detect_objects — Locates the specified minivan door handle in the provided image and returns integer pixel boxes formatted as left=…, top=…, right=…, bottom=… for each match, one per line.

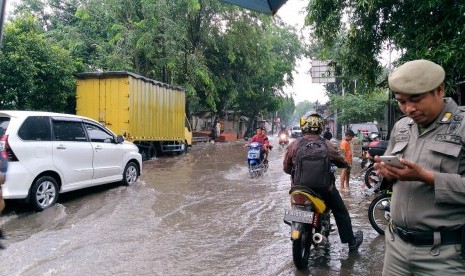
left=56, top=145, right=66, bottom=150
left=95, top=145, right=103, bottom=151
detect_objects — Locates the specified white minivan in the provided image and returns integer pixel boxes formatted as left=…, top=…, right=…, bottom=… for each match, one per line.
left=0, top=111, right=142, bottom=211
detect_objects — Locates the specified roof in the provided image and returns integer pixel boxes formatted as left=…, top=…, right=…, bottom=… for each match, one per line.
left=75, top=71, right=185, bottom=91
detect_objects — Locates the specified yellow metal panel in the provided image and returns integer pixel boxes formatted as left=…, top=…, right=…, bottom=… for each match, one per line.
left=76, top=78, right=101, bottom=120
left=102, top=77, right=130, bottom=136
left=76, top=72, right=188, bottom=143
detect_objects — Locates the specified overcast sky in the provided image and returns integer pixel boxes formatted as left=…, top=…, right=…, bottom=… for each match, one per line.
left=276, top=0, right=329, bottom=104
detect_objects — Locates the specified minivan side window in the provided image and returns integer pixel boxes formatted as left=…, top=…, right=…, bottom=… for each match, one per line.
left=18, top=116, right=52, bottom=141
left=53, top=121, right=87, bottom=142
left=85, top=123, right=114, bottom=143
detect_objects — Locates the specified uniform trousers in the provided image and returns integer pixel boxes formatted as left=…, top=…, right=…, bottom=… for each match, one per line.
left=383, top=227, right=465, bottom=275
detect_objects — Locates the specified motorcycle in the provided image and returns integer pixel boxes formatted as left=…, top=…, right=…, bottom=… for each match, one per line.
left=283, top=185, right=332, bottom=270
left=360, top=140, right=388, bottom=190
left=278, top=132, right=289, bottom=149
left=247, top=142, right=268, bottom=178
left=368, top=183, right=393, bottom=235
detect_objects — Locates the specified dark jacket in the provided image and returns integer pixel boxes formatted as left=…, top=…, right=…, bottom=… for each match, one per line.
left=283, top=133, right=347, bottom=184
left=323, top=130, right=333, bottom=140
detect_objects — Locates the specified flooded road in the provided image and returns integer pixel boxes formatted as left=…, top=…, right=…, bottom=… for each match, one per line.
left=0, top=137, right=385, bottom=275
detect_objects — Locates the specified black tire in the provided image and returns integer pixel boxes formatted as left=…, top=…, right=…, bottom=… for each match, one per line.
left=292, top=226, right=312, bottom=270
left=368, top=193, right=391, bottom=235
left=364, top=166, right=378, bottom=189
left=148, top=142, right=157, bottom=159
left=122, top=161, right=139, bottom=186
left=29, top=176, right=59, bottom=211
left=249, top=164, right=258, bottom=178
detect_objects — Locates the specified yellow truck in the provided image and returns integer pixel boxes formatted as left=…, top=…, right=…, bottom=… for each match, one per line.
left=76, top=71, right=192, bottom=159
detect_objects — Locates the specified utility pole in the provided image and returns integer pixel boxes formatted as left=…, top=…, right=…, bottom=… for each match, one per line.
left=0, top=0, right=6, bottom=47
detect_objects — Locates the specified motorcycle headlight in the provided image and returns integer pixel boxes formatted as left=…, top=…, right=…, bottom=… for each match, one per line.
left=280, top=134, right=286, bottom=139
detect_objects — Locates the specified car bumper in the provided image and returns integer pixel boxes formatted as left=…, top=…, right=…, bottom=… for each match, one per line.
left=1, top=162, right=34, bottom=199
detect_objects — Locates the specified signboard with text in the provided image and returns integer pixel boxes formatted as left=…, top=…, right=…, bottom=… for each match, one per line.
left=310, top=60, right=336, bottom=84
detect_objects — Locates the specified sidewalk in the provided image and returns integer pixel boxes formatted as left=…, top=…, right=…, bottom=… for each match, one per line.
left=192, top=131, right=239, bottom=143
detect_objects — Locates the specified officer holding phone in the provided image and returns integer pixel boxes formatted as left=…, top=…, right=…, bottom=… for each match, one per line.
left=374, top=59, right=465, bottom=274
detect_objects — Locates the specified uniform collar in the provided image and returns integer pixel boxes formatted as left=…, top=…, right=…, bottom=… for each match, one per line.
left=406, top=97, right=459, bottom=126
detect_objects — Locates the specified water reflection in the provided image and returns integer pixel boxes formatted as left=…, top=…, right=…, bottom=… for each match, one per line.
left=0, top=138, right=385, bottom=275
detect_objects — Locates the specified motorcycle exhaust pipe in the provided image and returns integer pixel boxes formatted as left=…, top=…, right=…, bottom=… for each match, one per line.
left=312, top=233, right=327, bottom=245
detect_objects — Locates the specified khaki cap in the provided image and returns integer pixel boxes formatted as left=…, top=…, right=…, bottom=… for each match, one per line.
left=388, top=59, right=445, bottom=94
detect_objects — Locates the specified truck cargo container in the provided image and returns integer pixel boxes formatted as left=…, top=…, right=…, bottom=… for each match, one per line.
left=76, top=71, right=192, bottom=160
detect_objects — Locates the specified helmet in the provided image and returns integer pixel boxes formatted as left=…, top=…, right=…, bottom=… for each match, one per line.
left=300, top=112, right=324, bottom=134
left=370, top=133, right=379, bottom=140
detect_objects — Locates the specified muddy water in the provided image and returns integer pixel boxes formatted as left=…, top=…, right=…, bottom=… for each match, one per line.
left=0, top=137, right=385, bottom=275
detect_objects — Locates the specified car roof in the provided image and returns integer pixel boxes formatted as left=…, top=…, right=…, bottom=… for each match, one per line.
left=350, top=123, right=379, bottom=133
left=0, top=110, right=100, bottom=124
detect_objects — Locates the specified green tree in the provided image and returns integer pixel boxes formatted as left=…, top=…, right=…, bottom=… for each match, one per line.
left=11, top=0, right=303, bottom=120
left=276, top=96, right=295, bottom=126
left=0, top=15, right=80, bottom=113
left=328, top=88, right=389, bottom=125
left=305, top=0, right=465, bottom=96
left=291, top=100, right=315, bottom=124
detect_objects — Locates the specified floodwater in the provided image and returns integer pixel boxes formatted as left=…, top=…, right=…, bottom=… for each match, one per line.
left=0, top=137, right=386, bottom=275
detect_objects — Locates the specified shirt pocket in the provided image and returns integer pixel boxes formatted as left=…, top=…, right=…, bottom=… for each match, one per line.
left=426, top=141, right=461, bottom=173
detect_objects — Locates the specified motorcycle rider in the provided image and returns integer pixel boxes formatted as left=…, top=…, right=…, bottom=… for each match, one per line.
left=283, top=112, right=364, bottom=252
left=278, top=125, right=289, bottom=144
left=248, top=127, right=270, bottom=163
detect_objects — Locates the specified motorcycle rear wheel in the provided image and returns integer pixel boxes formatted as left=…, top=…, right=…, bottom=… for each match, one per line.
left=368, top=193, right=391, bottom=235
left=292, top=226, right=312, bottom=270
left=364, top=166, right=378, bottom=189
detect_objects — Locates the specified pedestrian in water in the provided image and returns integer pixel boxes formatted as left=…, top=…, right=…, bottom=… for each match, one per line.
left=374, top=59, right=465, bottom=274
left=339, top=129, right=355, bottom=190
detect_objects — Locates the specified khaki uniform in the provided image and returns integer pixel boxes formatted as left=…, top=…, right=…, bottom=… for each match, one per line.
left=383, top=98, right=465, bottom=274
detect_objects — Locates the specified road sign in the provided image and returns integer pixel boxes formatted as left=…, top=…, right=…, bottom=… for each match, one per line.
left=310, top=60, right=336, bottom=84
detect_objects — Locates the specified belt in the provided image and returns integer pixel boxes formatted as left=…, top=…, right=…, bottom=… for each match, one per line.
left=395, top=226, right=462, bottom=246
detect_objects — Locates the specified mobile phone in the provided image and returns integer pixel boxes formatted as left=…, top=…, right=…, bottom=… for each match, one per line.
left=380, top=156, right=405, bottom=169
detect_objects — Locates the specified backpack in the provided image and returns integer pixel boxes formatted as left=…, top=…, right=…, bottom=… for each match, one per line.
left=293, top=137, right=333, bottom=189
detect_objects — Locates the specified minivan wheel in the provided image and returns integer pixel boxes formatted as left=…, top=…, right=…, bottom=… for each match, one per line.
left=122, top=161, right=139, bottom=186
left=30, top=176, right=58, bottom=211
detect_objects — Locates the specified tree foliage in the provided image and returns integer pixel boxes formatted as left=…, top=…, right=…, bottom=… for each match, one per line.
left=3, top=0, right=302, bottom=124
left=291, top=100, right=315, bottom=124
left=276, top=96, right=295, bottom=127
left=0, top=15, right=80, bottom=112
left=305, top=0, right=465, bottom=96
left=328, top=88, right=388, bottom=125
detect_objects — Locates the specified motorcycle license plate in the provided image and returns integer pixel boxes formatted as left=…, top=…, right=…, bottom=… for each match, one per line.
left=283, top=209, right=312, bottom=224
left=248, top=153, right=259, bottom=159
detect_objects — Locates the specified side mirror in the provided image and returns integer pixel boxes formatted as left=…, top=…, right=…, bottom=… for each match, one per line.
left=116, top=135, right=124, bottom=144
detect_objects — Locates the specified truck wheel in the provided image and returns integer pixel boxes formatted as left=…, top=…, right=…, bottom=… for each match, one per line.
left=30, top=176, right=59, bottom=211
left=149, top=144, right=157, bottom=159
left=154, top=144, right=162, bottom=158
left=122, top=161, right=139, bottom=186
